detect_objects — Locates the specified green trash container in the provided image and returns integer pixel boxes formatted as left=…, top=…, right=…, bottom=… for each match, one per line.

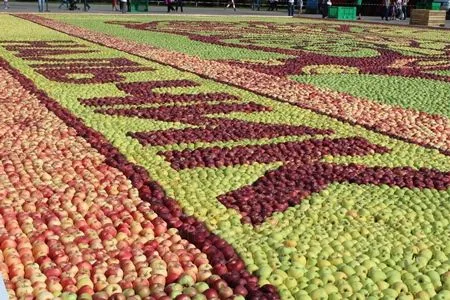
left=329, top=6, right=338, bottom=17
left=429, top=2, right=441, bottom=9
left=328, top=6, right=356, bottom=20
left=129, top=0, right=148, bottom=12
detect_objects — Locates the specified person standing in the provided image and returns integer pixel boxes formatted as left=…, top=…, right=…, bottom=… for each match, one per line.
left=112, top=0, right=119, bottom=10
left=322, top=0, right=330, bottom=17
left=382, top=0, right=389, bottom=20
left=396, top=0, right=403, bottom=19
left=252, top=0, right=261, bottom=10
left=175, top=0, right=183, bottom=12
left=83, top=0, right=90, bottom=11
left=120, top=0, right=127, bottom=13
left=401, top=0, right=407, bottom=19
left=38, top=0, right=45, bottom=11
left=166, top=0, right=175, bottom=12
left=355, top=0, right=362, bottom=19
left=225, top=0, right=236, bottom=11
left=3, top=0, right=9, bottom=9
left=287, top=0, right=295, bottom=15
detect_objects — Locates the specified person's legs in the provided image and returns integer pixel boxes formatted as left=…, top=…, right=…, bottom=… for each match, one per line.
left=402, top=5, right=407, bottom=19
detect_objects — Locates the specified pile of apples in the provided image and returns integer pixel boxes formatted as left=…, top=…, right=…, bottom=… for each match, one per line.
left=0, top=69, right=244, bottom=300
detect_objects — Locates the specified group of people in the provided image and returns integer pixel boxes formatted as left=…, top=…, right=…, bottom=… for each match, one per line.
left=58, top=0, right=90, bottom=11
left=383, top=0, right=408, bottom=20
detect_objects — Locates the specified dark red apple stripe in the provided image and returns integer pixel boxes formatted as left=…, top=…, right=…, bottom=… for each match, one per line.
left=160, top=137, right=390, bottom=170
left=36, top=66, right=155, bottom=84
left=31, top=57, right=143, bottom=68
left=131, top=121, right=333, bottom=146
left=0, top=58, right=279, bottom=299
left=220, top=162, right=450, bottom=224
left=81, top=79, right=238, bottom=106
left=96, top=102, right=271, bottom=125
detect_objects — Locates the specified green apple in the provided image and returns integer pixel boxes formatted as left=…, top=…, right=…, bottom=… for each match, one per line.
left=178, top=274, right=195, bottom=287
left=268, top=274, right=284, bottom=286
left=402, top=272, right=415, bottom=282
left=192, top=294, right=207, bottom=300
left=284, top=277, right=298, bottom=290
left=322, top=283, right=338, bottom=294
left=362, top=260, right=378, bottom=270
left=377, top=280, right=389, bottom=291
left=416, top=274, right=432, bottom=286
left=328, top=292, right=342, bottom=300
left=170, top=290, right=182, bottom=298
left=320, top=273, right=335, bottom=285
left=306, top=270, right=319, bottom=281
left=291, top=254, right=307, bottom=266
left=338, top=282, right=353, bottom=298
left=405, top=279, right=423, bottom=294
left=310, top=288, right=327, bottom=300
left=294, top=291, right=312, bottom=300
left=256, top=265, right=272, bottom=279
left=433, top=290, right=450, bottom=300
left=392, top=281, right=409, bottom=294
left=350, top=292, right=365, bottom=300
left=194, top=282, right=209, bottom=293
left=426, top=270, right=442, bottom=289
left=334, top=272, right=348, bottom=281
left=354, top=265, right=368, bottom=280
left=273, top=269, right=288, bottom=280
left=368, top=267, right=387, bottom=283
left=415, top=291, right=431, bottom=300
left=421, top=286, right=436, bottom=298
left=348, top=279, right=363, bottom=292
left=288, top=266, right=305, bottom=279
left=386, top=270, right=402, bottom=284
left=60, top=292, right=77, bottom=300
left=397, top=292, right=414, bottom=300
left=310, top=278, right=323, bottom=288
left=339, top=265, right=355, bottom=277
left=383, top=288, right=399, bottom=298
left=305, top=284, right=319, bottom=294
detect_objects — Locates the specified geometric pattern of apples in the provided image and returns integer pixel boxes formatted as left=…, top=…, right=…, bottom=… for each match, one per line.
left=0, top=54, right=249, bottom=300
left=1, top=13, right=450, bottom=300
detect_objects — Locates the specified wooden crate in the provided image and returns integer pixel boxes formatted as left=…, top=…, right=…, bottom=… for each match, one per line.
left=410, top=9, right=446, bottom=27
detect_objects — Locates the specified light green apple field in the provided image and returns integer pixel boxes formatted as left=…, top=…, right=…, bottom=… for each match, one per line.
left=0, top=12, right=449, bottom=300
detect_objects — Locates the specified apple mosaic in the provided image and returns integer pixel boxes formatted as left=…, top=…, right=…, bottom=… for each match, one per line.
left=0, top=13, right=449, bottom=300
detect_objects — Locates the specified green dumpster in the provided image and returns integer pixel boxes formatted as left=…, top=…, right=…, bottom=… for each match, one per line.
left=416, top=1, right=441, bottom=9
left=328, top=6, right=356, bottom=20
left=128, top=0, right=148, bottom=12
left=430, top=2, right=441, bottom=9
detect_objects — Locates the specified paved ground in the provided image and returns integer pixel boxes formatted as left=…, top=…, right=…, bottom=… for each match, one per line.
left=1, top=1, right=449, bottom=27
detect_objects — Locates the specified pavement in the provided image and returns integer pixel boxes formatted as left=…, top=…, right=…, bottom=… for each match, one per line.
left=1, top=1, right=449, bottom=27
